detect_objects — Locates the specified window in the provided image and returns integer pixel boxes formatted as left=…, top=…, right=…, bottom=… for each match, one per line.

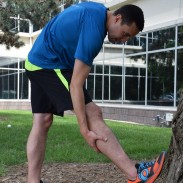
left=0, top=59, right=29, bottom=99
left=178, top=25, right=183, bottom=46
left=148, top=28, right=175, bottom=51
left=147, top=51, right=175, bottom=106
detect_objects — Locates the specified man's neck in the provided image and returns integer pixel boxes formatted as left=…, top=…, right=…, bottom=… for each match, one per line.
left=106, top=11, right=113, bottom=31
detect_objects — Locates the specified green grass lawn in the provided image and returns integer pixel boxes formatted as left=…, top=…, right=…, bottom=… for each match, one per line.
left=0, top=110, right=172, bottom=176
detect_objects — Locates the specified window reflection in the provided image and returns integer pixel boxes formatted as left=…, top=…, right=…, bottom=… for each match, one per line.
left=0, top=70, right=18, bottom=99
left=111, top=66, right=122, bottom=75
left=0, top=58, right=29, bottom=99
left=2, top=23, right=182, bottom=106
left=110, top=76, right=122, bottom=100
left=95, top=75, right=102, bottom=100
left=19, top=71, right=28, bottom=99
left=148, top=28, right=175, bottom=51
left=177, top=49, right=183, bottom=102
left=86, top=25, right=182, bottom=107
left=104, top=76, right=109, bottom=100
left=178, top=25, right=183, bottom=46
left=147, top=51, right=174, bottom=106
left=87, top=75, right=94, bottom=99
left=126, top=34, right=146, bottom=48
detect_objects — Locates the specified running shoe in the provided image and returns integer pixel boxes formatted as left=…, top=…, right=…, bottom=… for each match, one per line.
left=128, top=151, right=166, bottom=183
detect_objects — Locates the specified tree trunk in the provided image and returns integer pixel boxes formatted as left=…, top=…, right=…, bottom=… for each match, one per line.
left=155, top=95, right=183, bottom=183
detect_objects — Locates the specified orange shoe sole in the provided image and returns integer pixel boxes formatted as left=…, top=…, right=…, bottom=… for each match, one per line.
left=146, top=151, right=166, bottom=183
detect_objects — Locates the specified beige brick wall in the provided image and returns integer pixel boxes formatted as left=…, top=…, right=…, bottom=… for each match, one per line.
left=0, top=101, right=176, bottom=126
left=99, top=104, right=176, bottom=126
left=0, top=101, right=31, bottom=111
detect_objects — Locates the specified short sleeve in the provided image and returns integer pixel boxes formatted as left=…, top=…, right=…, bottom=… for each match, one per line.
left=74, top=14, right=105, bottom=67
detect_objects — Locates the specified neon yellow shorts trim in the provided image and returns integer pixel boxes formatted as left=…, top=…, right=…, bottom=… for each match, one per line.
left=25, top=58, right=42, bottom=71
left=25, top=58, right=69, bottom=90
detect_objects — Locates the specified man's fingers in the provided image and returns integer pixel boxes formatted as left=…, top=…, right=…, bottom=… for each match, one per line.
left=90, top=142, right=100, bottom=152
left=96, top=135, right=108, bottom=142
left=103, top=137, right=108, bottom=142
left=86, top=131, right=108, bottom=153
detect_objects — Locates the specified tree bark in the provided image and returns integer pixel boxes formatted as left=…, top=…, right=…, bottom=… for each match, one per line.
left=155, top=95, right=183, bottom=183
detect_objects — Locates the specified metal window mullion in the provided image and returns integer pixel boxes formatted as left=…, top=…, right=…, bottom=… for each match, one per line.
left=174, top=26, right=178, bottom=107
left=138, top=67, right=140, bottom=101
left=85, top=77, right=87, bottom=89
left=102, top=45, right=105, bottom=103
left=8, top=65, right=10, bottom=99
left=108, top=66, right=110, bottom=101
left=109, top=64, right=111, bottom=100
left=28, top=78, right=31, bottom=100
left=145, top=33, right=148, bottom=106
left=122, top=44, right=125, bottom=104
left=127, top=47, right=175, bottom=58
left=17, top=58, right=20, bottom=100
left=93, top=65, right=96, bottom=100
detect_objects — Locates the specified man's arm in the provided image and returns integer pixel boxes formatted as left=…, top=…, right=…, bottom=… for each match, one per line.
left=70, top=59, right=106, bottom=152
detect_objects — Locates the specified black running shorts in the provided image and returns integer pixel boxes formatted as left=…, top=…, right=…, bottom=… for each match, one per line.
left=26, top=69, right=92, bottom=116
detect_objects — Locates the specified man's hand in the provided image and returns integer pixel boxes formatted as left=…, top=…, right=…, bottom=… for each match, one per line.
left=82, top=130, right=108, bottom=153
left=70, top=60, right=107, bottom=152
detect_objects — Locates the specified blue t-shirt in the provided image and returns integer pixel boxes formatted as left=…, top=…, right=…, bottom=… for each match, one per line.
left=28, top=2, right=107, bottom=69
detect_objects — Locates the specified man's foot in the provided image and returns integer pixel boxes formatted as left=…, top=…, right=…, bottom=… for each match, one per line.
left=128, top=151, right=166, bottom=183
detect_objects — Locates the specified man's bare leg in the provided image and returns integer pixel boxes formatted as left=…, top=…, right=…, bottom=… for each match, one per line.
left=27, top=113, right=53, bottom=183
left=85, top=102, right=137, bottom=180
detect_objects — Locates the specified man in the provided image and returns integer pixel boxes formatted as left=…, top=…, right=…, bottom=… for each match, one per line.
left=25, top=2, right=165, bottom=183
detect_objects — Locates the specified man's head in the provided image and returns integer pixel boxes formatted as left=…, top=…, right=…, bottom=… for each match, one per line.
left=107, top=4, right=144, bottom=44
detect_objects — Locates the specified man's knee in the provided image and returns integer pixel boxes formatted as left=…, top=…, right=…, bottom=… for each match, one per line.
left=33, top=113, right=53, bottom=130
left=86, top=103, right=112, bottom=136
left=86, top=102, right=103, bottom=120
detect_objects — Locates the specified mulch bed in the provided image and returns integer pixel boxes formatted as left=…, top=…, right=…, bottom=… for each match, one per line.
left=0, top=163, right=127, bottom=183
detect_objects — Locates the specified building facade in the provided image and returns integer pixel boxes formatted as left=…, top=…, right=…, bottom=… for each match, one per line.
left=0, top=0, right=183, bottom=125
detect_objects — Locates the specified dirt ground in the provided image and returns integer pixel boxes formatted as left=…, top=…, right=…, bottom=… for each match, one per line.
left=0, top=163, right=127, bottom=183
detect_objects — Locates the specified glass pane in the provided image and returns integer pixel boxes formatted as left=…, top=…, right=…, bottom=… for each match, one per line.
left=95, top=75, right=102, bottom=100
left=147, top=51, right=175, bottom=106
left=111, top=66, right=122, bottom=75
left=9, top=18, right=29, bottom=33
left=177, top=49, right=183, bottom=103
left=19, top=59, right=26, bottom=69
left=20, top=20, right=29, bottom=33
left=140, top=68, right=146, bottom=76
left=96, top=65, right=103, bottom=74
left=148, top=28, right=175, bottom=51
left=110, top=76, right=122, bottom=100
left=90, top=65, right=94, bottom=73
left=104, top=76, right=109, bottom=100
left=139, top=77, right=146, bottom=101
left=125, top=67, right=138, bottom=76
left=126, top=34, right=146, bottom=54
left=19, top=71, right=29, bottom=99
left=139, top=34, right=146, bottom=50
left=124, top=76, right=145, bottom=104
left=123, top=54, right=146, bottom=104
left=125, top=77, right=137, bottom=99
left=87, top=75, right=94, bottom=99
left=126, top=36, right=140, bottom=46
left=178, top=25, right=183, bottom=46
left=104, top=65, right=109, bottom=74
left=0, top=69, right=18, bottom=99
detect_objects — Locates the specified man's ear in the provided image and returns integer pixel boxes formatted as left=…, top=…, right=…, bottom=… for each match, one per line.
left=115, top=14, right=122, bottom=23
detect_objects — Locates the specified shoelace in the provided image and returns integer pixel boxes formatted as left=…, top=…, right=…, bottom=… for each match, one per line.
left=138, top=161, right=155, bottom=171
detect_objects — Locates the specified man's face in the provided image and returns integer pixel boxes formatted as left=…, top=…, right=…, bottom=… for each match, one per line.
left=107, top=15, right=139, bottom=44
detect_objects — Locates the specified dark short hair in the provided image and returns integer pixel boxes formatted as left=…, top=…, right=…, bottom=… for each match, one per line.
left=113, top=4, right=144, bottom=32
